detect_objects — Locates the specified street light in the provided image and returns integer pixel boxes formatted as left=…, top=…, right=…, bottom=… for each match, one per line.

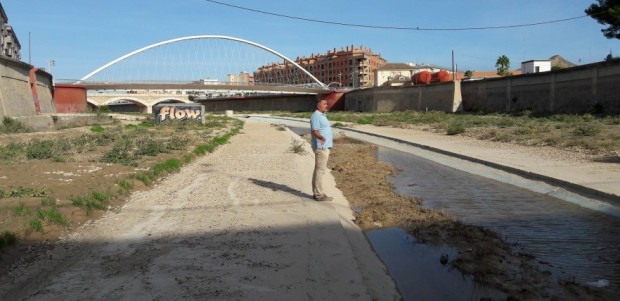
left=338, top=73, right=342, bottom=87
left=48, top=59, right=55, bottom=74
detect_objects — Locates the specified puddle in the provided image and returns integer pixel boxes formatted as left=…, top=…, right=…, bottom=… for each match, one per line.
left=366, top=227, right=505, bottom=301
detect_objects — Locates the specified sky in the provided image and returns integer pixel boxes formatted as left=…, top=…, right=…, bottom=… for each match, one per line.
left=2, top=0, right=619, bottom=81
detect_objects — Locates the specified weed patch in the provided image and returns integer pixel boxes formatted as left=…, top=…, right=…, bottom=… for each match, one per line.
left=446, top=123, right=466, bottom=135
left=0, top=231, right=18, bottom=251
left=0, top=117, right=30, bottom=133
left=289, top=138, right=307, bottom=155
left=29, top=219, right=43, bottom=232
left=573, top=123, right=601, bottom=136
left=0, top=186, right=51, bottom=199
left=153, top=159, right=181, bottom=176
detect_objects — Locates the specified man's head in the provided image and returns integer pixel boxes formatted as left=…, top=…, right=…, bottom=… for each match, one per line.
left=316, top=99, right=328, bottom=113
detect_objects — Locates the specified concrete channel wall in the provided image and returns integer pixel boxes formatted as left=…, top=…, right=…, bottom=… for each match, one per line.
left=343, top=81, right=462, bottom=113
left=0, top=56, right=54, bottom=119
left=461, top=59, right=620, bottom=114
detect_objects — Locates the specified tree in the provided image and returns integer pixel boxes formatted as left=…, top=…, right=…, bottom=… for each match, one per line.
left=495, top=55, right=511, bottom=76
left=585, top=0, right=620, bottom=39
left=464, top=70, right=473, bottom=78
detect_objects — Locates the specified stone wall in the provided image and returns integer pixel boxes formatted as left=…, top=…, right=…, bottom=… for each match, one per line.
left=461, top=60, right=620, bottom=114
left=343, top=81, right=462, bottom=112
left=0, top=56, right=54, bottom=118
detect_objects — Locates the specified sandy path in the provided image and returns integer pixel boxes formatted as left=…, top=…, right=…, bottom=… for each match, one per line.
left=0, top=120, right=399, bottom=300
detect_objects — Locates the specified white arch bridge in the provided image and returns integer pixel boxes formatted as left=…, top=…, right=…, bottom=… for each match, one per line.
left=78, top=35, right=332, bottom=112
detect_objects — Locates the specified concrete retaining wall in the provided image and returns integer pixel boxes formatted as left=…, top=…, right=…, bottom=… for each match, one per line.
left=0, top=56, right=54, bottom=118
left=461, top=60, right=620, bottom=114
left=344, top=81, right=462, bottom=112
left=197, top=94, right=317, bottom=112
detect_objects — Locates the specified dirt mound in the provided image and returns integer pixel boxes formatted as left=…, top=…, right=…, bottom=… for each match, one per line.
left=549, top=55, right=576, bottom=68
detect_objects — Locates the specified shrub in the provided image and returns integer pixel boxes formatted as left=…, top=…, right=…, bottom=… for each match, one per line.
left=0, top=117, right=30, bottom=133
left=25, top=140, right=58, bottom=159
left=0, top=142, right=26, bottom=162
left=573, top=123, right=601, bottom=136
left=101, top=139, right=134, bottom=165
left=446, top=123, right=466, bottom=135
left=134, top=137, right=165, bottom=156
left=289, top=138, right=307, bottom=155
left=166, top=136, right=190, bottom=150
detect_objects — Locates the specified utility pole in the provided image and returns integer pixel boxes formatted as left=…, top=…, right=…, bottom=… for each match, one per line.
left=451, top=50, right=455, bottom=80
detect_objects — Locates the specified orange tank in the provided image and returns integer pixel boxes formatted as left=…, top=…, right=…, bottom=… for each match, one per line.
left=432, top=70, right=451, bottom=83
left=412, top=71, right=432, bottom=85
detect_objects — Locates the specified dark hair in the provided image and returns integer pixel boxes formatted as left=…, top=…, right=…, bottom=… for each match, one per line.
left=316, top=99, right=327, bottom=106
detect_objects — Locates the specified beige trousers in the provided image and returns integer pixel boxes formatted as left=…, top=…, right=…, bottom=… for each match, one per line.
left=312, top=148, right=330, bottom=198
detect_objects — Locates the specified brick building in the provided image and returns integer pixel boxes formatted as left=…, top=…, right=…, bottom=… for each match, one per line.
left=254, top=45, right=386, bottom=88
left=0, top=3, right=21, bottom=60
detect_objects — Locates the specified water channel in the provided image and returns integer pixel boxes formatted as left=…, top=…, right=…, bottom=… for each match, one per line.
left=376, top=146, right=620, bottom=293
left=280, top=120, right=619, bottom=298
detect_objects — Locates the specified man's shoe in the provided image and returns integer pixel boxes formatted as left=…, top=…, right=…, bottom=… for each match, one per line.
left=316, top=196, right=333, bottom=202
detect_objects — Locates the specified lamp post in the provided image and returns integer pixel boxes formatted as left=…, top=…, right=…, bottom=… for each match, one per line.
left=47, top=59, right=55, bottom=74
left=48, top=59, right=55, bottom=84
left=338, top=73, right=342, bottom=87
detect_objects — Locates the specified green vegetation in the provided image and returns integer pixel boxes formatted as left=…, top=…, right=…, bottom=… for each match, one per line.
left=495, top=55, right=511, bottom=77
left=275, top=110, right=620, bottom=155
left=0, top=115, right=244, bottom=251
left=90, top=124, right=105, bottom=133
left=70, top=191, right=112, bottom=213
left=585, top=0, right=620, bottom=39
left=0, top=231, right=18, bottom=252
left=0, top=117, right=30, bottom=134
left=0, top=186, right=51, bottom=199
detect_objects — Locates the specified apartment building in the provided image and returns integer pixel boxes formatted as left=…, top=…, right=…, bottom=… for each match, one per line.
left=254, top=45, right=387, bottom=88
left=0, top=3, right=21, bottom=60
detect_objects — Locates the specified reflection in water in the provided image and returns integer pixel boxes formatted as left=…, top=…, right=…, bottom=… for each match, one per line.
left=367, top=228, right=505, bottom=301
left=377, top=147, right=620, bottom=292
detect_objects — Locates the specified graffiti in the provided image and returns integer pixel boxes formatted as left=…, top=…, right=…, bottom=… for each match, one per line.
left=154, top=105, right=204, bottom=123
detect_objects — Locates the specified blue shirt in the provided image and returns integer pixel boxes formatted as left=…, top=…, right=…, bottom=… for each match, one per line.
left=310, top=110, right=333, bottom=150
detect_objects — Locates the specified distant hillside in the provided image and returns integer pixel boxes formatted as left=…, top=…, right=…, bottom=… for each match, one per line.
left=549, top=55, right=576, bottom=68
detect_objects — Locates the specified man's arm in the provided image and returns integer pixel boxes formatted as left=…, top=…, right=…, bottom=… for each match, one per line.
left=312, top=130, right=326, bottom=145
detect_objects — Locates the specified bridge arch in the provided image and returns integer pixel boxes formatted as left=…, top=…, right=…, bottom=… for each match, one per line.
left=152, top=98, right=192, bottom=106
left=78, top=35, right=326, bottom=88
left=99, top=97, right=150, bottom=108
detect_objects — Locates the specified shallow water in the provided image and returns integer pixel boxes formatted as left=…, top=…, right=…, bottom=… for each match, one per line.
left=366, top=227, right=506, bottom=301
left=285, top=123, right=619, bottom=293
left=377, top=146, right=620, bottom=292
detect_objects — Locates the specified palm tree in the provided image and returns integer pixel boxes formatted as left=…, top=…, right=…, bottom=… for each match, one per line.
left=495, top=55, right=511, bottom=76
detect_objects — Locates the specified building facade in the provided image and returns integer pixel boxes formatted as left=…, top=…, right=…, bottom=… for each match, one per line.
left=254, top=45, right=387, bottom=88
left=375, top=63, right=453, bottom=86
left=521, top=60, right=551, bottom=74
left=0, top=3, right=21, bottom=60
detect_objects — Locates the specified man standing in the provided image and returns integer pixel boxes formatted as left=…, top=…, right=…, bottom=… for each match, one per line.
left=310, top=99, right=333, bottom=202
